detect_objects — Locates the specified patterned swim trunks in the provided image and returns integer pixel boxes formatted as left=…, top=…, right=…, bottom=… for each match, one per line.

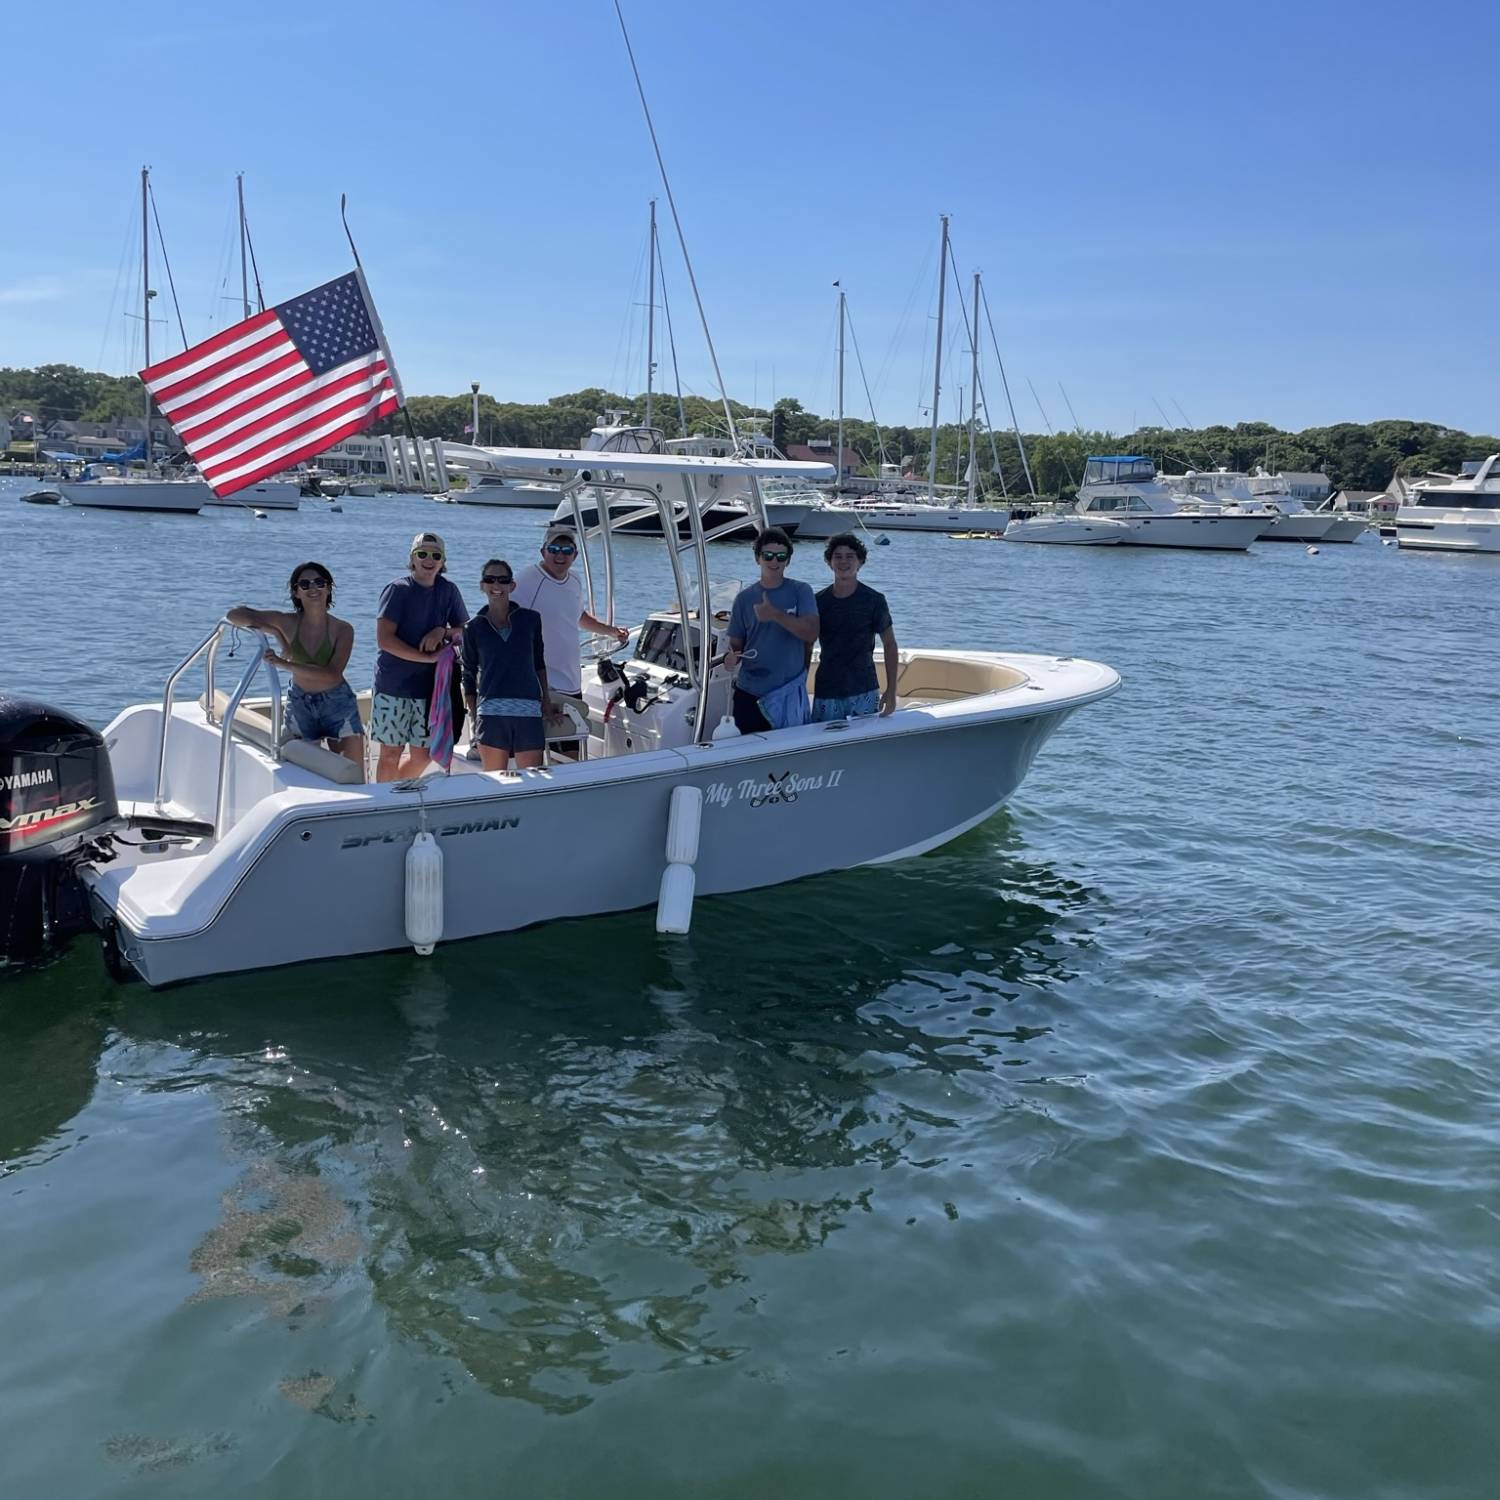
left=369, top=691, right=430, bottom=747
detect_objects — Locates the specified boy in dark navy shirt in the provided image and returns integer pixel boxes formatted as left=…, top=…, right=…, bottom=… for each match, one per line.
left=813, top=532, right=898, bottom=722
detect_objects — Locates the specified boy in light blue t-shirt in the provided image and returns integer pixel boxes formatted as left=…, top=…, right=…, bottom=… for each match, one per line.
left=725, top=527, right=819, bottom=732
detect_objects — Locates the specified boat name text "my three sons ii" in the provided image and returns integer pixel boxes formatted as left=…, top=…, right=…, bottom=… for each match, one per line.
left=705, top=768, right=846, bottom=809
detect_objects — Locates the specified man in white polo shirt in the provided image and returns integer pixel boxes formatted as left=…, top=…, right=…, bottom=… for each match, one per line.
left=512, top=525, right=628, bottom=723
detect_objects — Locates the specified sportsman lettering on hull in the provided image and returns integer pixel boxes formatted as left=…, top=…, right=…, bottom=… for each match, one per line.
left=341, top=815, right=520, bottom=850
left=704, top=768, right=845, bottom=809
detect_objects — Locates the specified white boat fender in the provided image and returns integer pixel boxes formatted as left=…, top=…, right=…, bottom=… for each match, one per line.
left=656, top=863, right=696, bottom=935
left=657, top=784, right=703, bottom=934
left=1306, top=545, right=1320, bottom=555
left=254, top=509, right=268, bottom=520
left=710, top=714, right=740, bottom=742
left=405, top=830, right=444, bottom=956
left=664, top=783, right=702, bottom=865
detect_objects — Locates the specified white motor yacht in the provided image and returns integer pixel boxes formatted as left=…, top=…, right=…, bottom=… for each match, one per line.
left=0, top=447, right=1120, bottom=987
left=1395, top=455, right=1500, bottom=553
left=1003, top=513, right=1130, bottom=545
left=1162, top=468, right=1334, bottom=542
left=1074, top=457, right=1268, bottom=550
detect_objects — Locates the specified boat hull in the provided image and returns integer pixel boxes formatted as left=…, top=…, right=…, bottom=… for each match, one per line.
left=1318, top=515, right=1369, bottom=543
left=1114, top=514, right=1264, bottom=550
left=203, top=481, right=301, bottom=511
left=452, top=481, right=561, bottom=508
left=1003, top=516, right=1126, bottom=545
left=1395, top=515, right=1500, bottom=552
left=83, top=657, right=1117, bottom=985
left=797, top=504, right=1009, bottom=537
left=1256, top=512, right=1335, bottom=542
left=56, top=480, right=207, bottom=513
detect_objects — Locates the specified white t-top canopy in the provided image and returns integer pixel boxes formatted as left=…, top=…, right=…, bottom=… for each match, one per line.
left=469, top=446, right=835, bottom=481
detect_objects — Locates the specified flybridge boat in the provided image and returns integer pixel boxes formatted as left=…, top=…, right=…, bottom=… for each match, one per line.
left=1395, top=454, right=1500, bottom=554
left=0, top=448, right=1119, bottom=987
left=1073, top=457, right=1269, bottom=550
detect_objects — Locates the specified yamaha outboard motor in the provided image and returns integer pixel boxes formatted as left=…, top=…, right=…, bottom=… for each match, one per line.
left=0, top=696, right=120, bottom=967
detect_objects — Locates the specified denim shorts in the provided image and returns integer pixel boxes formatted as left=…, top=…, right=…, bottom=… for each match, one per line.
left=811, top=689, right=881, bottom=722
left=369, top=691, right=429, bottom=747
left=287, top=681, right=363, bottom=742
left=477, top=714, right=545, bottom=753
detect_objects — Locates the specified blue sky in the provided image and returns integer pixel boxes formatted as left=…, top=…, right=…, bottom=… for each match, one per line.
left=3, top=0, right=1496, bottom=436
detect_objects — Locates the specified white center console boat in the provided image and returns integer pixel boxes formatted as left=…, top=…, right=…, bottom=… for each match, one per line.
left=0, top=448, right=1120, bottom=987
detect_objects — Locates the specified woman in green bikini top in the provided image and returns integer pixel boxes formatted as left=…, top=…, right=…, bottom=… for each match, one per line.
left=226, top=560, right=365, bottom=774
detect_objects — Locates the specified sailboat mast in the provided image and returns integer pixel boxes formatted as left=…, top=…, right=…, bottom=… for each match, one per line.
left=645, top=199, right=656, bottom=431
left=237, top=173, right=250, bottom=320
left=968, top=271, right=980, bottom=504
left=836, top=284, right=846, bottom=492
left=927, top=214, right=949, bottom=501
left=141, top=166, right=151, bottom=436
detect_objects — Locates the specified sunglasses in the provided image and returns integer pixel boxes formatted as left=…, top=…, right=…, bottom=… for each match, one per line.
left=759, top=549, right=790, bottom=562
left=545, top=542, right=577, bottom=556
left=413, top=549, right=444, bottom=561
left=482, top=575, right=514, bottom=586
left=295, top=577, right=329, bottom=591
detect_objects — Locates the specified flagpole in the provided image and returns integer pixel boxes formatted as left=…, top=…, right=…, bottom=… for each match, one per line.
left=968, top=271, right=980, bottom=505
left=342, top=191, right=415, bottom=477
left=237, top=173, right=250, bottom=321
left=927, top=214, right=948, bottom=502
left=141, top=165, right=152, bottom=461
left=836, top=282, right=845, bottom=492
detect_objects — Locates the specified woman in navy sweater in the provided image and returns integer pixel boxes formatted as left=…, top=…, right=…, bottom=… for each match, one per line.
left=460, top=558, right=551, bottom=771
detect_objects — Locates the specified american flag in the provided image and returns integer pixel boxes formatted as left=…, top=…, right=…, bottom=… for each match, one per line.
left=139, top=268, right=402, bottom=498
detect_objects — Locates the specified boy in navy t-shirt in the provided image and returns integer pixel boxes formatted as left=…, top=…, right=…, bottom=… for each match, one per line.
left=813, top=531, right=898, bottom=721
left=725, top=527, right=819, bottom=732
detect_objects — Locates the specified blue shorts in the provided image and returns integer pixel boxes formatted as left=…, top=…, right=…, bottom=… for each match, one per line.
left=812, top=689, right=881, bottom=722
left=287, top=681, right=363, bottom=743
left=478, top=714, right=545, bottom=753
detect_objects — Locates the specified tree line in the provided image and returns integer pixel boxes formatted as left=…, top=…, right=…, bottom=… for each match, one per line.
left=6, top=365, right=1495, bottom=496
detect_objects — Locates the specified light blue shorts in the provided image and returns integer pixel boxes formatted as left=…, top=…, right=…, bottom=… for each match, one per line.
left=812, top=689, right=881, bottom=722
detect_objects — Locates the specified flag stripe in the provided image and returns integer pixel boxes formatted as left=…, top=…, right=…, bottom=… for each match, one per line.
left=199, top=373, right=395, bottom=480
left=207, top=389, right=399, bottom=495
left=152, top=332, right=298, bottom=414
left=209, top=395, right=401, bottom=498
left=141, top=310, right=280, bottom=388
left=192, top=358, right=388, bottom=465
left=167, top=350, right=308, bottom=434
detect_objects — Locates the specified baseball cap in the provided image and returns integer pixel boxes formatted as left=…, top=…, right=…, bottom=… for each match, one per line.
left=410, top=531, right=446, bottom=556
left=543, top=524, right=578, bottom=545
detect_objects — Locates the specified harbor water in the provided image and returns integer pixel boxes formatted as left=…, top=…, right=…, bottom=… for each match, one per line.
left=1, top=496, right=1496, bottom=1497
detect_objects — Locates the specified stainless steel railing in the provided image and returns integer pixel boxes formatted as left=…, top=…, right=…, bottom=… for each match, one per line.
left=154, top=619, right=283, bottom=828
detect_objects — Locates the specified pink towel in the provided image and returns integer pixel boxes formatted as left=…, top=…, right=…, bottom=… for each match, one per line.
left=428, top=645, right=456, bottom=771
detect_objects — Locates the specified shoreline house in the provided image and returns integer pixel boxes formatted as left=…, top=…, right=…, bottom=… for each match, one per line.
left=785, top=438, right=865, bottom=483
left=1275, top=471, right=1332, bottom=505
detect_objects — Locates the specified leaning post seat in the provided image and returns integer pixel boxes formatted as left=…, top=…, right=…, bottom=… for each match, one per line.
left=204, top=690, right=363, bottom=785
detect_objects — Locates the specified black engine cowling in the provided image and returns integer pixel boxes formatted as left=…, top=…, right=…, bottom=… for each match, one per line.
left=0, top=695, right=121, bottom=966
